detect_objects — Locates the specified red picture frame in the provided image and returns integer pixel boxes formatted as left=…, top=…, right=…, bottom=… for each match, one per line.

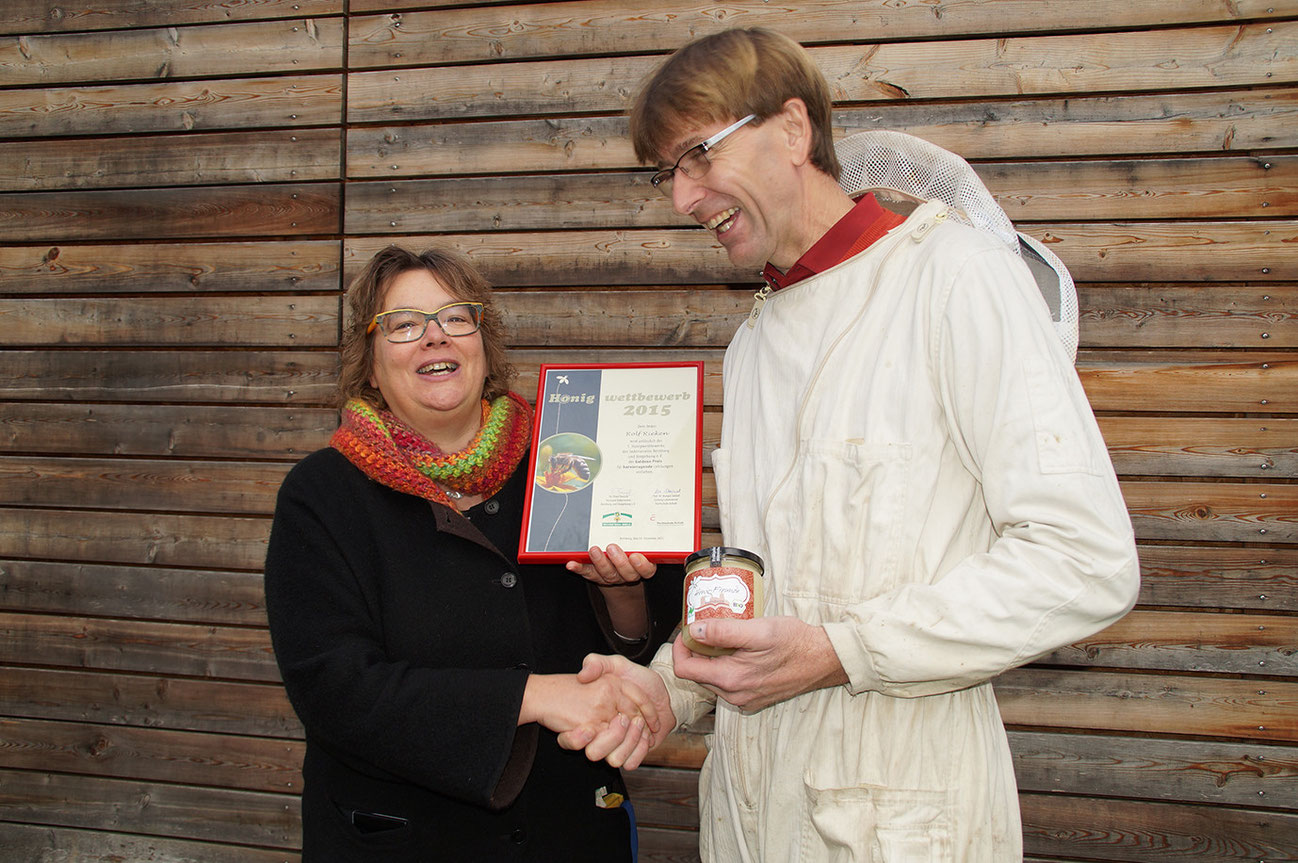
left=517, top=362, right=704, bottom=564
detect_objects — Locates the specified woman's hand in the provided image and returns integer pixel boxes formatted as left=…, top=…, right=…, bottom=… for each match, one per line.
left=519, top=671, right=661, bottom=768
left=556, top=654, right=676, bottom=770
left=566, top=544, right=656, bottom=586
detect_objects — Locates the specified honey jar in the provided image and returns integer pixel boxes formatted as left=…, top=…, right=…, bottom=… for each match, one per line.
left=681, top=546, right=765, bottom=656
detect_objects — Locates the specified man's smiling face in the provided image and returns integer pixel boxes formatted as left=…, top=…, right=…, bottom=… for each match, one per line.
left=660, top=115, right=800, bottom=271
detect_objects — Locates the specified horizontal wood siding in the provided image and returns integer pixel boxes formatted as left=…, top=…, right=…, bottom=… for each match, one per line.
left=1, top=0, right=1294, bottom=860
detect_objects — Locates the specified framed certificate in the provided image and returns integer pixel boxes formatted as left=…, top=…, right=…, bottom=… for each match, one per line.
left=518, top=362, right=704, bottom=564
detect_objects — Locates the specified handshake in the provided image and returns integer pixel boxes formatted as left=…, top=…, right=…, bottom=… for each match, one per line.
left=522, top=654, right=674, bottom=771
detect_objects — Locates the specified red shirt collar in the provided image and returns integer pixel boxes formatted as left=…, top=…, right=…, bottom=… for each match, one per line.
left=761, top=192, right=905, bottom=290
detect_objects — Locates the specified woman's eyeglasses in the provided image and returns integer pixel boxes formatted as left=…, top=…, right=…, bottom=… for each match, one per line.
left=367, top=303, right=484, bottom=343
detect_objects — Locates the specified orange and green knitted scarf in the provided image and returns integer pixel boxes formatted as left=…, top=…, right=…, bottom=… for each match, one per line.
left=330, top=393, right=532, bottom=509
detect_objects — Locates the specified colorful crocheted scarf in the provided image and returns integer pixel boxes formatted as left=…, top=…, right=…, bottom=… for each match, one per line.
left=330, top=393, right=532, bottom=509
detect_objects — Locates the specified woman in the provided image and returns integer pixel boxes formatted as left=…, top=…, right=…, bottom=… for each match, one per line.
left=264, top=245, right=682, bottom=862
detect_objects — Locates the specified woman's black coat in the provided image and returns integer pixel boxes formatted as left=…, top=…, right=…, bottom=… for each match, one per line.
left=264, top=447, right=682, bottom=862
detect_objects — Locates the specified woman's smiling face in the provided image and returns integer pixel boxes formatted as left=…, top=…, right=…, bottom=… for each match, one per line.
left=368, top=268, right=488, bottom=450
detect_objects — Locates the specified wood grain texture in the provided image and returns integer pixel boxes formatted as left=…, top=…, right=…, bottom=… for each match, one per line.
left=985, top=156, right=1295, bottom=222
left=346, top=0, right=1292, bottom=68
left=1029, top=221, right=1295, bottom=283
left=2, top=0, right=342, bottom=34
left=636, top=826, right=701, bottom=863
left=2, top=350, right=338, bottom=404
left=1021, top=792, right=1298, bottom=862
left=1098, top=417, right=1298, bottom=477
left=0, top=822, right=299, bottom=863
left=995, top=668, right=1298, bottom=742
left=0, top=508, right=271, bottom=570
left=1041, top=610, right=1298, bottom=676
left=0, top=559, right=269, bottom=625
left=0, top=240, right=340, bottom=295
left=2, top=296, right=337, bottom=346
left=0, top=666, right=299, bottom=736
left=1079, top=284, right=1295, bottom=349
left=1078, top=351, right=1298, bottom=413
left=623, top=765, right=699, bottom=830
left=497, top=288, right=751, bottom=349
left=0, top=612, right=280, bottom=681
left=838, top=87, right=1298, bottom=160
left=345, top=157, right=1294, bottom=235
left=0, top=456, right=289, bottom=515
left=344, top=231, right=748, bottom=287
left=0, top=183, right=339, bottom=241
left=0, top=717, right=301, bottom=793
left=351, top=0, right=1288, bottom=18
left=0, top=128, right=342, bottom=191
left=344, top=173, right=665, bottom=234
left=1134, top=545, right=1298, bottom=612
left=343, top=223, right=1296, bottom=287
left=1011, top=732, right=1298, bottom=807
left=345, top=89, right=1298, bottom=178
left=0, top=403, right=337, bottom=458
left=350, top=0, right=520, bottom=10
left=348, top=23, right=1295, bottom=119
left=0, top=74, right=342, bottom=138
left=0, top=18, right=343, bottom=86
left=1121, top=480, right=1298, bottom=543
left=0, top=768, right=299, bottom=847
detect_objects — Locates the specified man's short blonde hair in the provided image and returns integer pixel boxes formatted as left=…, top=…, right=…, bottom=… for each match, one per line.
left=629, top=28, right=840, bottom=179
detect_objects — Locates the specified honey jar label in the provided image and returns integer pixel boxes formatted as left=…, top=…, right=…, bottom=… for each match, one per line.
left=685, top=569, right=754, bottom=623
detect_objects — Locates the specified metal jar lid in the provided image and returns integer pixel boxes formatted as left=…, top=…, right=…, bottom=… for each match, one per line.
left=684, top=546, right=764, bottom=573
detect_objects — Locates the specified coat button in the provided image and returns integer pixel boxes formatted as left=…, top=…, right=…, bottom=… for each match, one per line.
left=511, top=828, right=527, bottom=844
left=514, top=661, right=530, bottom=670
left=484, top=499, right=500, bottom=514
left=500, top=572, right=517, bottom=588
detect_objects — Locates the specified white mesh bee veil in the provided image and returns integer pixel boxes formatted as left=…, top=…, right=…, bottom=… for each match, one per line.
left=835, top=130, right=1079, bottom=361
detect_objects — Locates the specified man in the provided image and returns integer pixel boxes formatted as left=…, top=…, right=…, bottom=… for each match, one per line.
left=564, top=27, right=1140, bottom=861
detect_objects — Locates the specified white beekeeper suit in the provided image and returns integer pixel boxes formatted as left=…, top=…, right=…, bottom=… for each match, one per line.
left=652, top=198, right=1140, bottom=862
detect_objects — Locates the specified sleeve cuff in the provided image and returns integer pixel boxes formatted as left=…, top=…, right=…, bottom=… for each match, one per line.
left=823, top=620, right=884, bottom=696
left=649, top=641, right=716, bottom=728
left=487, top=723, right=538, bottom=811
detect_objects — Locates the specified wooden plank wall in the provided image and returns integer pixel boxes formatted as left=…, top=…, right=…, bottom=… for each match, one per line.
left=1, top=1, right=1295, bottom=860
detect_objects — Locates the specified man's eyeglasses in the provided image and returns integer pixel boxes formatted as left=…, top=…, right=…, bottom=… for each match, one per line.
left=649, top=114, right=757, bottom=196
left=367, top=303, right=484, bottom=343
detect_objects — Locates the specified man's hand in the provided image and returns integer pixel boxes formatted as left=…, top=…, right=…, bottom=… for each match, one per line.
left=520, top=670, right=661, bottom=768
left=556, top=653, right=675, bottom=770
left=672, top=616, right=848, bottom=712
